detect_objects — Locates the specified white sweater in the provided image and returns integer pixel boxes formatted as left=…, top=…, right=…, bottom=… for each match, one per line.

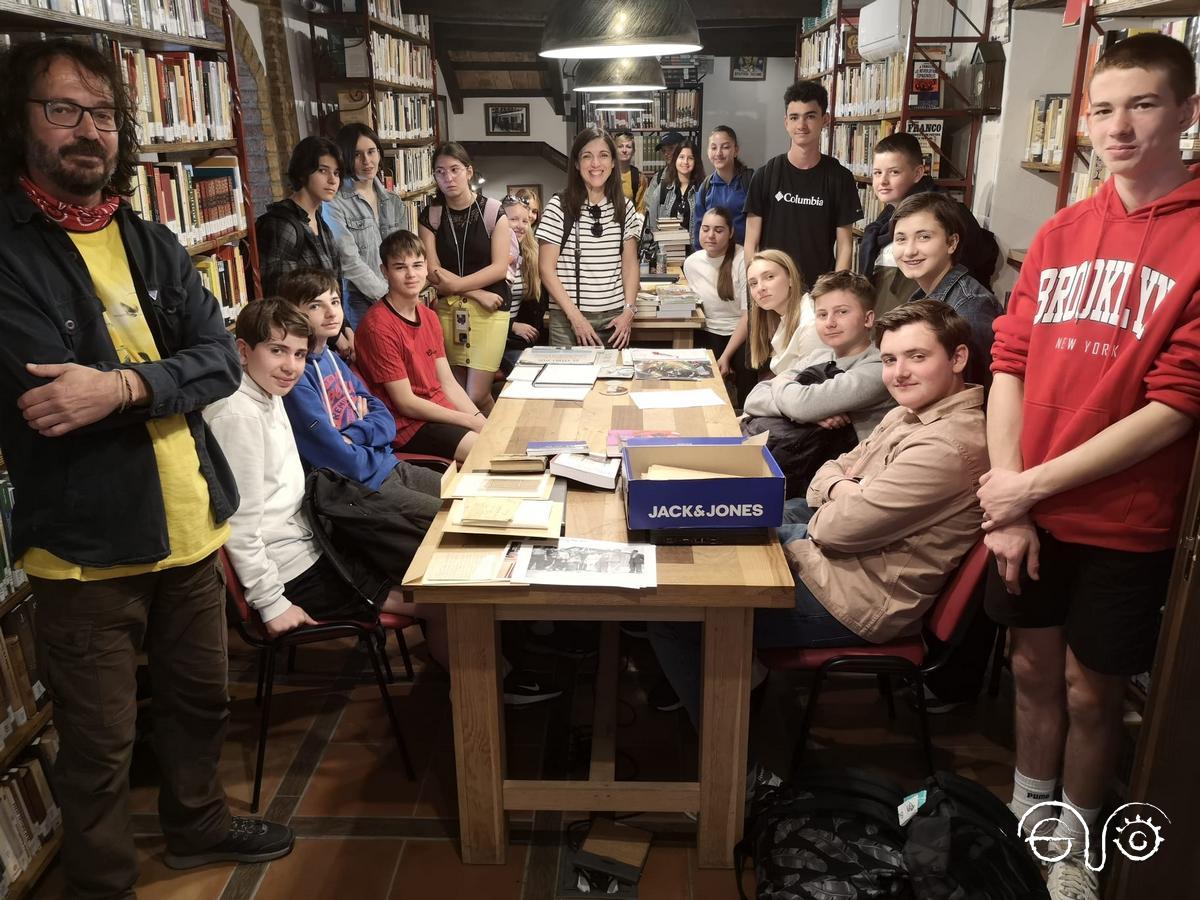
left=769, top=293, right=822, bottom=375
left=204, top=373, right=321, bottom=623
left=683, top=247, right=747, bottom=337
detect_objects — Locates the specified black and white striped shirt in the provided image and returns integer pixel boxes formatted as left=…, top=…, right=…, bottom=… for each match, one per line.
left=536, top=195, right=643, bottom=315
left=509, top=267, right=524, bottom=319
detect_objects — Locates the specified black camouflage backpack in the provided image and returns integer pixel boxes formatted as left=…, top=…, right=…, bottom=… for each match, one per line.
left=736, top=768, right=912, bottom=900
left=902, top=772, right=1049, bottom=900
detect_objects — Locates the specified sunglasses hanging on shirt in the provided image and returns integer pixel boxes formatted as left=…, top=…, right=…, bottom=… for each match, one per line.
left=588, top=204, right=603, bottom=237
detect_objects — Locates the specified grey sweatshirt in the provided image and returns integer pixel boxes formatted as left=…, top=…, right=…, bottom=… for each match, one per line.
left=743, top=346, right=895, bottom=442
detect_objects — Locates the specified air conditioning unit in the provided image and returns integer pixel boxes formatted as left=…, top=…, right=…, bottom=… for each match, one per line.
left=857, top=0, right=957, bottom=61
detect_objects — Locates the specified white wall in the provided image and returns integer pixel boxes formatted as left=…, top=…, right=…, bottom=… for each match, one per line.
left=446, top=96, right=568, bottom=155
left=702, top=57, right=796, bottom=170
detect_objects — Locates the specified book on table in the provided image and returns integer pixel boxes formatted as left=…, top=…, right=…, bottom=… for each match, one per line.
left=549, top=453, right=622, bottom=490
left=519, top=347, right=599, bottom=365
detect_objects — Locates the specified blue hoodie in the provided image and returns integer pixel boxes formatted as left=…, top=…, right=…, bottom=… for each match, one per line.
left=692, top=167, right=753, bottom=249
left=282, top=345, right=398, bottom=491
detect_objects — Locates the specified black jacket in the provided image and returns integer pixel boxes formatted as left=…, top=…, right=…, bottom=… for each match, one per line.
left=859, top=175, right=1000, bottom=291
left=0, top=189, right=241, bottom=567
left=255, top=199, right=343, bottom=296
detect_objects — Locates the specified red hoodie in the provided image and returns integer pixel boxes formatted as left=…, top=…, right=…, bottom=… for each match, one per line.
left=991, top=165, right=1200, bottom=552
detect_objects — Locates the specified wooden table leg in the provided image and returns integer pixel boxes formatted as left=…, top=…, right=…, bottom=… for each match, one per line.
left=671, top=329, right=693, bottom=349
left=697, top=606, right=754, bottom=868
left=446, top=603, right=507, bottom=864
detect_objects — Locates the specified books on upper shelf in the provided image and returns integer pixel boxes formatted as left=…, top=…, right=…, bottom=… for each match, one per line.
left=832, top=119, right=894, bottom=177
left=1024, top=93, right=1070, bottom=166
left=796, top=20, right=853, bottom=78
left=836, top=53, right=904, bottom=118
left=383, top=145, right=433, bottom=194
left=370, top=31, right=433, bottom=87
left=376, top=92, right=433, bottom=141
left=117, top=44, right=233, bottom=145
left=136, top=0, right=208, bottom=39
left=128, top=155, right=246, bottom=248
left=367, top=1, right=430, bottom=39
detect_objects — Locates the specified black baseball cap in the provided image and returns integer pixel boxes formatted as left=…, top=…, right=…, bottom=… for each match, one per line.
left=655, top=131, right=686, bottom=150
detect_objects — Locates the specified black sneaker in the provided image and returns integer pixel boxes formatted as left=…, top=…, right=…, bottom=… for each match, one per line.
left=648, top=679, right=683, bottom=713
left=525, top=622, right=598, bottom=658
left=164, top=817, right=295, bottom=869
left=503, top=668, right=563, bottom=706
left=619, top=622, right=649, bottom=640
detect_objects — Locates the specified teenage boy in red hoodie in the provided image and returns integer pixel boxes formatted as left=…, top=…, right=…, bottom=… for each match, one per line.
left=980, top=34, right=1200, bottom=900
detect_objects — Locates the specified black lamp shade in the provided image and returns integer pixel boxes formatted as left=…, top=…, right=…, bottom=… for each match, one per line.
left=540, top=0, right=702, bottom=59
left=572, top=58, right=667, bottom=93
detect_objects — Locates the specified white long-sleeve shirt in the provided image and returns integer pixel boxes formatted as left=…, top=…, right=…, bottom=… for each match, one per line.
left=204, top=373, right=321, bottom=622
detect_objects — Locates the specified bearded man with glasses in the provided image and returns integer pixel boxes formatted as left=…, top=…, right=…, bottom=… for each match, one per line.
left=0, top=39, right=294, bottom=899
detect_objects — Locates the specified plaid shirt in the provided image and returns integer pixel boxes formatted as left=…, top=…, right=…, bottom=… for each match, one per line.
left=255, top=199, right=342, bottom=296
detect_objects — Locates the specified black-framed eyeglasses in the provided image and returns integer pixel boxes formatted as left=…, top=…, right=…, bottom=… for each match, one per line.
left=502, top=194, right=529, bottom=208
left=27, top=98, right=122, bottom=132
left=588, top=204, right=603, bottom=238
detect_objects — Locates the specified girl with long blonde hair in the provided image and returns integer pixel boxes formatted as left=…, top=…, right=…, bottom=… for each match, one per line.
left=746, top=249, right=820, bottom=373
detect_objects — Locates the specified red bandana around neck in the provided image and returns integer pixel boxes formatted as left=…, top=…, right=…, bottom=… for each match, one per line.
left=20, top=176, right=121, bottom=233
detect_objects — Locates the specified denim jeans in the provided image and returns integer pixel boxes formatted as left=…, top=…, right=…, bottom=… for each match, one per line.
left=345, top=290, right=373, bottom=330
left=648, top=498, right=867, bottom=727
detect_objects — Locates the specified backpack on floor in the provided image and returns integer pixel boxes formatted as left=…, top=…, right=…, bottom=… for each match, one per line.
left=903, top=772, right=1049, bottom=900
left=735, top=768, right=911, bottom=900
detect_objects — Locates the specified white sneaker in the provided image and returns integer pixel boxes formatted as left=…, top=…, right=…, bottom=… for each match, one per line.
left=1046, top=855, right=1099, bottom=900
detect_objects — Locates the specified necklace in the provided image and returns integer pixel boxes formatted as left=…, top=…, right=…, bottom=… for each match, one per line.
left=446, top=196, right=476, bottom=276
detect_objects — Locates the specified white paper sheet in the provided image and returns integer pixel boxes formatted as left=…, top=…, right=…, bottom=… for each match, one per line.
left=535, top=364, right=601, bottom=386
left=621, top=348, right=711, bottom=364
left=510, top=538, right=656, bottom=589
left=506, top=365, right=541, bottom=382
left=501, top=382, right=592, bottom=402
left=631, top=388, right=724, bottom=410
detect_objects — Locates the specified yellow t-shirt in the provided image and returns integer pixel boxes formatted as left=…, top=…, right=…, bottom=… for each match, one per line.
left=621, top=169, right=646, bottom=213
left=20, top=223, right=229, bottom=580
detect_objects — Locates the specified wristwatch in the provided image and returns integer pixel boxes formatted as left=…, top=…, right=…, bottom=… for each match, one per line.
left=623, top=303, right=636, bottom=314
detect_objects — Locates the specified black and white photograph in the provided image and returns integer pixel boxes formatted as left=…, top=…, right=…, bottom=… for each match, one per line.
left=484, top=103, right=531, bottom=136
left=511, top=538, right=656, bottom=588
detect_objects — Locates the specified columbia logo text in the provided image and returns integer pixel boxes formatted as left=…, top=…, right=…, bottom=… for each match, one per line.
left=1020, top=801, right=1169, bottom=871
left=773, top=191, right=824, bottom=206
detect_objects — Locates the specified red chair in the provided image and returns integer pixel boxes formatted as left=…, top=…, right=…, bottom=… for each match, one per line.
left=760, top=540, right=991, bottom=777
left=219, top=550, right=416, bottom=812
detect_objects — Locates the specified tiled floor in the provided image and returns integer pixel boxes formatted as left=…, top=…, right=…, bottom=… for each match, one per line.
left=29, top=624, right=1016, bottom=899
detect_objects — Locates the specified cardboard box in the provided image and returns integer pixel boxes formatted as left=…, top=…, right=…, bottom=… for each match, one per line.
left=621, top=437, right=784, bottom=531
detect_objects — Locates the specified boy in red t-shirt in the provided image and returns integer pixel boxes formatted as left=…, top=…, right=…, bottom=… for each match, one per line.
left=981, top=34, right=1200, bottom=899
left=356, top=230, right=484, bottom=463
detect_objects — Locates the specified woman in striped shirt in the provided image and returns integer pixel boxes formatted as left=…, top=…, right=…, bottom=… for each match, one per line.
left=537, top=129, right=643, bottom=348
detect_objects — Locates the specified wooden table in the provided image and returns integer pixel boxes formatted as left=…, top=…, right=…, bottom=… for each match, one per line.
left=630, top=310, right=706, bottom=348
left=403, top=367, right=795, bottom=868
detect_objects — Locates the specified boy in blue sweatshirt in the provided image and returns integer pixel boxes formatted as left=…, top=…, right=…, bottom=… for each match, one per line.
left=275, top=267, right=442, bottom=542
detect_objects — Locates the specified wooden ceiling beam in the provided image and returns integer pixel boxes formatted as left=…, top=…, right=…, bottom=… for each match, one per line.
left=435, top=44, right=464, bottom=115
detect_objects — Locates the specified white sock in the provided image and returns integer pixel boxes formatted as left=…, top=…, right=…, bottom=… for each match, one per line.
left=1052, top=790, right=1101, bottom=860
left=1010, top=769, right=1058, bottom=835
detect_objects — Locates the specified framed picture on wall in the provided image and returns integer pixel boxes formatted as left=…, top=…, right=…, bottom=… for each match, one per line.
left=485, top=103, right=531, bottom=136
left=506, top=184, right=543, bottom=212
left=729, top=57, right=767, bottom=81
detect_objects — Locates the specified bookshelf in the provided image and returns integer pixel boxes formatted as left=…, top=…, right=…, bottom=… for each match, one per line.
left=306, top=1, right=438, bottom=217
left=578, top=82, right=704, bottom=179
left=0, top=0, right=263, bottom=316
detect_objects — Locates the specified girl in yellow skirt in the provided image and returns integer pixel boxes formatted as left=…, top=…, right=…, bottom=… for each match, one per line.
left=418, top=143, right=512, bottom=414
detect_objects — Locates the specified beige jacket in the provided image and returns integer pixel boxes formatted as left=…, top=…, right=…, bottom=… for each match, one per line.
left=787, top=386, right=988, bottom=643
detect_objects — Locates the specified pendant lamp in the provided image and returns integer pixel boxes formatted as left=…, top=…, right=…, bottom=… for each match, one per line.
left=572, top=58, right=667, bottom=93
left=540, top=0, right=702, bottom=59
left=589, top=93, right=653, bottom=105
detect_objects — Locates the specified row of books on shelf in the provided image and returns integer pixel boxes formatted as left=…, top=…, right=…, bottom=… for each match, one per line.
left=14, top=0, right=208, bottom=39
left=376, top=91, right=432, bottom=141
left=367, top=32, right=432, bottom=87
left=855, top=183, right=884, bottom=231
left=127, top=156, right=246, bottom=248
left=587, top=90, right=700, bottom=133
left=0, top=594, right=45, bottom=744
left=1066, top=152, right=1108, bottom=207
left=195, top=246, right=250, bottom=323
left=366, top=1, right=428, bottom=38
left=382, top=145, right=433, bottom=194
left=1024, top=93, right=1070, bottom=166
left=835, top=53, right=904, bottom=118
left=118, top=45, right=233, bottom=145
left=796, top=21, right=858, bottom=78
left=0, top=479, right=26, bottom=602
left=0, top=726, right=62, bottom=896
left=832, top=119, right=893, bottom=178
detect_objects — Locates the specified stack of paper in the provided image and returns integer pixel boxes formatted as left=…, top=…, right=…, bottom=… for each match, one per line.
left=447, top=471, right=555, bottom=500
left=446, top=498, right=564, bottom=538
left=421, top=547, right=517, bottom=584
left=519, top=347, right=599, bottom=365
left=548, top=453, right=621, bottom=490
left=534, top=364, right=601, bottom=386
left=501, top=382, right=593, bottom=402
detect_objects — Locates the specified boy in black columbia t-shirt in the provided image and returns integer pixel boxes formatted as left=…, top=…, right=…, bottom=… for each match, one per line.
left=744, top=80, right=861, bottom=289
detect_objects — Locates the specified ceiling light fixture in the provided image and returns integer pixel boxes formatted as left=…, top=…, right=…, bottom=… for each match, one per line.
left=572, top=58, right=667, bottom=93
left=589, top=94, right=654, bottom=105
left=540, top=0, right=701, bottom=60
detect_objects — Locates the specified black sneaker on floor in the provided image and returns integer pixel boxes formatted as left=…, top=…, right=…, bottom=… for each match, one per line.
left=619, top=622, right=649, bottom=639
left=648, top=679, right=683, bottom=713
left=163, top=817, right=295, bottom=870
left=524, top=621, right=599, bottom=658
left=503, top=668, right=563, bottom=706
